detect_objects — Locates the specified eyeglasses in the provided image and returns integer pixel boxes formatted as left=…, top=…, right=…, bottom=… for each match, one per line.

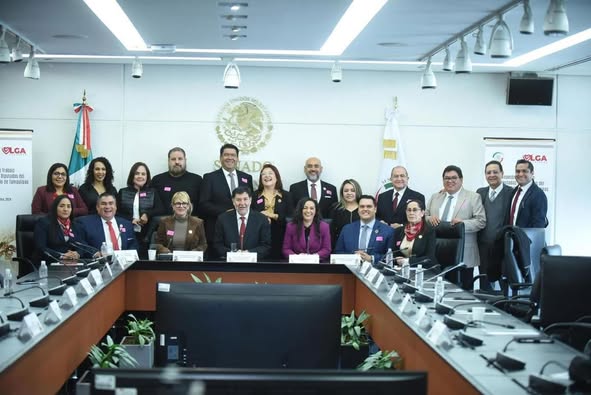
left=443, top=176, right=459, bottom=181
left=173, top=202, right=189, bottom=207
left=53, top=172, right=67, bottom=178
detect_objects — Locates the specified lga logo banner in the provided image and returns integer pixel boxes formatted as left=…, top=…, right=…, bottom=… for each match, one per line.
left=483, top=138, right=555, bottom=243
left=0, top=129, right=33, bottom=272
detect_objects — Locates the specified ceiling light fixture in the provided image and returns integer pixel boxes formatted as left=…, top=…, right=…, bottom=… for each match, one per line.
left=321, top=0, right=387, bottom=55
left=544, top=0, right=569, bottom=36
left=520, top=0, right=534, bottom=34
left=83, top=0, right=147, bottom=50
left=23, top=48, right=40, bottom=79
left=455, top=37, right=472, bottom=73
left=131, top=56, right=143, bottom=78
left=474, top=26, right=486, bottom=55
left=489, top=16, right=513, bottom=58
left=11, top=37, right=23, bottom=62
left=442, top=46, right=453, bottom=71
left=0, top=27, right=10, bottom=63
left=421, top=58, right=436, bottom=89
left=331, top=61, right=342, bottom=83
left=223, top=61, right=240, bottom=88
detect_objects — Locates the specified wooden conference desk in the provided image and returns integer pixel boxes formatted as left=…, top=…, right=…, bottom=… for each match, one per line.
left=0, top=261, right=584, bottom=395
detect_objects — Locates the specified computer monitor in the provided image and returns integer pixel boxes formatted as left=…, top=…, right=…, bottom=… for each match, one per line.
left=539, top=255, right=591, bottom=327
left=155, top=283, right=342, bottom=369
left=90, top=368, right=428, bottom=395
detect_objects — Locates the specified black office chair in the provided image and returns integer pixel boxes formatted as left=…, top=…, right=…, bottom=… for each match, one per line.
left=539, top=255, right=591, bottom=329
left=15, top=214, right=46, bottom=277
left=499, top=230, right=533, bottom=297
left=434, top=222, right=465, bottom=285
left=522, top=228, right=546, bottom=279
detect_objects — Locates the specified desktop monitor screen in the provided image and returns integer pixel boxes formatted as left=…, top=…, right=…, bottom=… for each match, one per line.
left=90, top=368, right=428, bottom=395
left=155, top=283, right=342, bottom=369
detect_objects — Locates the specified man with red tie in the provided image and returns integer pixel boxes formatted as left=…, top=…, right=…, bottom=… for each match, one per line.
left=77, top=192, right=138, bottom=254
left=213, top=186, right=271, bottom=260
left=376, top=166, right=425, bottom=229
left=508, top=159, right=548, bottom=228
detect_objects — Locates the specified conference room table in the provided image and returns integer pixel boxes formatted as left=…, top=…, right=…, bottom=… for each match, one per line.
left=0, top=259, right=585, bottom=395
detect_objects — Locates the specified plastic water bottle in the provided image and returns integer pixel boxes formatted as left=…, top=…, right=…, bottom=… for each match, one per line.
left=385, top=248, right=393, bottom=268
left=39, top=260, right=48, bottom=291
left=401, top=260, right=410, bottom=278
left=434, top=277, right=445, bottom=307
left=100, top=242, right=109, bottom=257
left=415, top=264, right=424, bottom=290
left=4, top=268, right=13, bottom=295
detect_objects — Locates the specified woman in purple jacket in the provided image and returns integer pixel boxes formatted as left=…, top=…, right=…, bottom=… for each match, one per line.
left=282, top=198, right=332, bottom=262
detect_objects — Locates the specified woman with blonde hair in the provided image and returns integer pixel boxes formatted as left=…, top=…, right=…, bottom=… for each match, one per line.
left=155, top=191, right=207, bottom=254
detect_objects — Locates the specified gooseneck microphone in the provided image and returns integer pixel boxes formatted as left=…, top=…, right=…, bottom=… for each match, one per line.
left=424, top=262, right=466, bottom=283
left=4, top=285, right=50, bottom=308
left=0, top=295, right=29, bottom=321
left=43, top=250, right=80, bottom=285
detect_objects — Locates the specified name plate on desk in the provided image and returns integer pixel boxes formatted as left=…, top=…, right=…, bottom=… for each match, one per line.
left=365, top=267, right=380, bottom=282
left=226, top=252, right=257, bottom=262
left=387, top=283, right=400, bottom=302
left=89, top=269, right=103, bottom=287
left=289, top=254, right=320, bottom=264
left=360, top=261, right=372, bottom=275
left=76, top=277, right=94, bottom=296
left=44, top=300, right=63, bottom=325
left=60, top=286, right=78, bottom=308
left=426, top=321, right=451, bottom=347
left=113, top=250, right=139, bottom=266
left=399, top=293, right=413, bottom=314
left=18, top=312, right=44, bottom=341
left=173, top=251, right=204, bottom=262
left=374, top=273, right=386, bottom=289
left=104, top=263, right=113, bottom=278
left=330, top=254, right=360, bottom=265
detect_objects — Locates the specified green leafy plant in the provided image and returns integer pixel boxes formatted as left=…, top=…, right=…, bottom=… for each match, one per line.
left=125, top=314, right=155, bottom=346
left=357, top=350, right=401, bottom=371
left=190, top=272, right=222, bottom=283
left=88, top=335, right=137, bottom=368
left=341, top=310, right=370, bottom=350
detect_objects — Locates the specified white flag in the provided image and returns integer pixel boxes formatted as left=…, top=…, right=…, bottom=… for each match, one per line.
left=375, top=106, right=406, bottom=197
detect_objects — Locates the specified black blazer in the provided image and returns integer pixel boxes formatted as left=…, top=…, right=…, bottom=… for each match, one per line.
left=507, top=181, right=548, bottom=228
left=213, top=210, right=271, bottom=260
left=34, top=217, right=86, bottom=259
left=376, top=188, right=425, bottom=226
left=198, top=168, right=254, bottom=242
left=392, top=223, right=438, bottom=269
left=288, top=180, right=337, bottom=219
left=251, top=190, right=293, bottom=260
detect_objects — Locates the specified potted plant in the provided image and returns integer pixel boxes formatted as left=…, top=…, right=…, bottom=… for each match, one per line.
left=77, top=335, right=137, bottom=395
left=357, top=349, right=402, bottom=371
left=340, top=310, right=371, bottom=368
left=191, top=272, right=222, bottom=283
left=120, top=313, right=155, bottom=368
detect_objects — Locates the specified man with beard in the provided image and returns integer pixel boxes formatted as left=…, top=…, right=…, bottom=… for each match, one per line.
left=289, top=157, right=337, bottom=219
left=150, top=147, right=203, bottom=215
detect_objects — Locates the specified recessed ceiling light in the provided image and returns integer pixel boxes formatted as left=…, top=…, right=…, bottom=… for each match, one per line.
left=377, top=42, right=406, bottom=47
left=221, top=14, right=247, bottom=21
left=224, top=34, right=247, bottom=41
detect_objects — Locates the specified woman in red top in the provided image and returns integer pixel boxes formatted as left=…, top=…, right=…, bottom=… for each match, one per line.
left=31, top=163, right=88, bottom=217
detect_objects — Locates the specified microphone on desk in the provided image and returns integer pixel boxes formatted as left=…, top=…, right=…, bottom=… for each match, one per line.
left=43, top=250, right=80, bottom=285
left=5, top=285, right=50, bottom=308
left=0, top=309, right=10, bottom=337
left=424, top=262, right=466, bottom=283
left=528, top=361, right=569, bottom=394
left=0, top=295, right=29, bottom=321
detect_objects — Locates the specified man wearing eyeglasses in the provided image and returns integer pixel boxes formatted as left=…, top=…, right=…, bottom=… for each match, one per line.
left=426, top=165, right=486, bottom=290
left=376, top=166, right=425, bottom=229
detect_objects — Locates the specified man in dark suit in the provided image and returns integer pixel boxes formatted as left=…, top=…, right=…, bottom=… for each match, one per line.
left=477, top=160, right=513, bottom=290
left=150, top=147, right=202, bottom=215
left=198, top=144, right=254, bottom=247
left=289, top=157, right=337, bottom=219
left=77, top=192, right=138, bottom=252
left=376, top=166, right=425, bottom=229
left=508, top=159, right=548, bottom=228
left=213, top=186, right=271, bottom=260
left=334, top=195, right=394, bottom=266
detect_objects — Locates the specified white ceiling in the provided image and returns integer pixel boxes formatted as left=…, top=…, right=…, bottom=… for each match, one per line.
left=1, top=0, right=591, bottom=75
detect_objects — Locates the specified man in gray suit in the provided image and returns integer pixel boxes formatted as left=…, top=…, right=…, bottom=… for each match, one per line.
left=426, top=165, right=486, bottom=290
left=476, top=160, right=512, bottom=291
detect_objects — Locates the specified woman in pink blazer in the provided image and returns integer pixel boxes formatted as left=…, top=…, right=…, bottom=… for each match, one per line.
left=282, top=198, right=332, bottom=262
